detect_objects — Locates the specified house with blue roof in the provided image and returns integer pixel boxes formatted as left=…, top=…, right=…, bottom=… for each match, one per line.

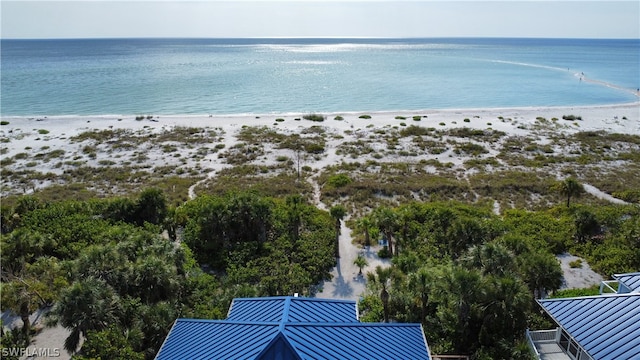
left=526, top=272, right=640, bottom=360
left=155, top=296, right=432, bottom=360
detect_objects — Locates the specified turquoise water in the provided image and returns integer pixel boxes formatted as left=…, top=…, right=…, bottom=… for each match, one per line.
left=1, top=38, right=638, bottom=116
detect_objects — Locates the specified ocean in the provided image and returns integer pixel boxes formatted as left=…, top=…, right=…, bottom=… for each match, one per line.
left=1, top=38, right=638, bottom=116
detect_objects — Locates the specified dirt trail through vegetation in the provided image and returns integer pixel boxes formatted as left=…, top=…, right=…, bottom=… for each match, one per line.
left=309, top=176, right=390, bottom=301
left=582, top=183, right=628, bottom=205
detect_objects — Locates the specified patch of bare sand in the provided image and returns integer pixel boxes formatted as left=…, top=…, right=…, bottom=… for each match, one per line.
left=556, top=253, right=604, bottom=289
left=2, top=308, right=72, bottom=360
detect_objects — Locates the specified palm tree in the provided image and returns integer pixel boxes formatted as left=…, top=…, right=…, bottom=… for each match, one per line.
left=367, top=266, right=393, bottom=322
left=134, top=188, right=167, bottom=226
left=49, top=277, right=122, bottom=353
left=286, top=195, right=303, bottom=241
left=1, top=228, right=45, bottom=274
left=330, top=205, right=346, bottom=258
left=355, top=216, right=372, bottom=247
left=556, top=177, right=585, bottom=207
left=396, top=206, right=415, bottom=257
left=437, top=266, right=485, bottom=354
left=372, top=207, right=398, bottom=257
left=131, top=255, right=180, bottom=304
left=0, top=280, right=39, bottom=335
left=521, top=251, right=563, bottom=299
left=0, top=256, right=65, bottom=336
left=480, top=275, right=531, bottom=347
left=461, top=242, right=515, bottom=277
left=409, top=267, right=431, bottom=325
left=353, top=255, right=368, bottom=275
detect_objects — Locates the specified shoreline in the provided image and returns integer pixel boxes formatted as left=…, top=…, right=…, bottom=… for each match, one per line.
left=2, top=100, right=639, bottom=121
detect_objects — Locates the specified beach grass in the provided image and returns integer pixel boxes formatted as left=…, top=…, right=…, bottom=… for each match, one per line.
left=1, top=103, right=638, bottom=210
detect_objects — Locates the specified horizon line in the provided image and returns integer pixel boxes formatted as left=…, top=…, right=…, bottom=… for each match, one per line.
left=3, top=35, right=639, bottom=41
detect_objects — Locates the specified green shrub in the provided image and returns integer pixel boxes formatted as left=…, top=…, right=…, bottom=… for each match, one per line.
left=569, top=259, right=583, bottom=268
left=359, top=114, right=372, bottom=119
left=334, top=116, right=344, bottom=121
left=413, top=116, right=422, bottom=121
left=305, top=143, right=325, bottom=154
left=612, top=189, right=640, bottom=203
left=562, top=115, right=582, bottom=121
left=377, top=246, right=391, bottom=258
left=303, top=114, right=325, bottom=122
left=454, top=143, right=489, bottom=155
left=275, top=118, right=285, bottom=122
left=395, top=116, right=406, bottom=120
left=464, top=118, right=470, bottom=122
left=399, top=125, right=433, bottom=137
left=326, top=174, right=353, bottom=188
left=550, top=285, right=600, bottom=298
left=0, top=121, right=9, bottom=125
left=38, top=129, right=50, bottom=134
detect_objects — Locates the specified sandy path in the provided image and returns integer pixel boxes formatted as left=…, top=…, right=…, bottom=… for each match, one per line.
left=308, top=176, right=390, bottom=301
left=314, top=221, right=391, bottom=301
left=582, top=183, right=629, bottom=205
left=556, top=253, right=604, bottom=289
left=21, top=325, right=72, bottom=360
left=1, top=309, right=72, bottom=360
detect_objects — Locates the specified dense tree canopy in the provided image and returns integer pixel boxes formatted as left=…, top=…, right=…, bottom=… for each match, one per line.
left=1, top=189, right=638, bottom=360
left=357, top=200, right=639, bottom=359
left=1, top=189, right=337, bottom=358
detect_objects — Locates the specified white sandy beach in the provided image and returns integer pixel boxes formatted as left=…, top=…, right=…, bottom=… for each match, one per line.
left=2, top=103, right=639, bottom=192
left=3, top=102, right=639, bottom=146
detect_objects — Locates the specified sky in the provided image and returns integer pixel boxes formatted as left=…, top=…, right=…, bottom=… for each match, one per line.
left=1, top=1, right=639, bottom=39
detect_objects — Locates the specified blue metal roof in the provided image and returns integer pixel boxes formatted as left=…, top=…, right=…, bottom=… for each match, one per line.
left=227, top=296, right=359, bottom=323
left=286, top=297, right=359, bottom=323
left=539, top=293, right=640, bottom=360
left=285, top=323, right=430, bottom=360
left=227, top=297, right=287, bottom=322
left=155, top=296, right=431, bottom=360
left=156, top=320, right=280, bottom=360
left=613, top=272, right=640, bottom=293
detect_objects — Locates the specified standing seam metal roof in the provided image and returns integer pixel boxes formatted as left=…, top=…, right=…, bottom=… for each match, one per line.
left=155, top=296, right=431, bottom=360
left=538, top=293, right=640, bottom=360
left=285, top=323, right=429, bottom=360
left=226, top=296, right=360, bottom=323
left=613, top=272, right=640, bottom=293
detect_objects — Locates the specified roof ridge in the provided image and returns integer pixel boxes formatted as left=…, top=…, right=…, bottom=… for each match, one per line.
left=175, top=319, right=281, bottom=325
left=280, top=296, right=292, bottom=330
left=539, top=292, right=640, bottom=302
left=284, top=322, right=424, bottom=327
left=613, top=271, right=640, bottom=276
left=233, top=295, right=356, bottom=304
